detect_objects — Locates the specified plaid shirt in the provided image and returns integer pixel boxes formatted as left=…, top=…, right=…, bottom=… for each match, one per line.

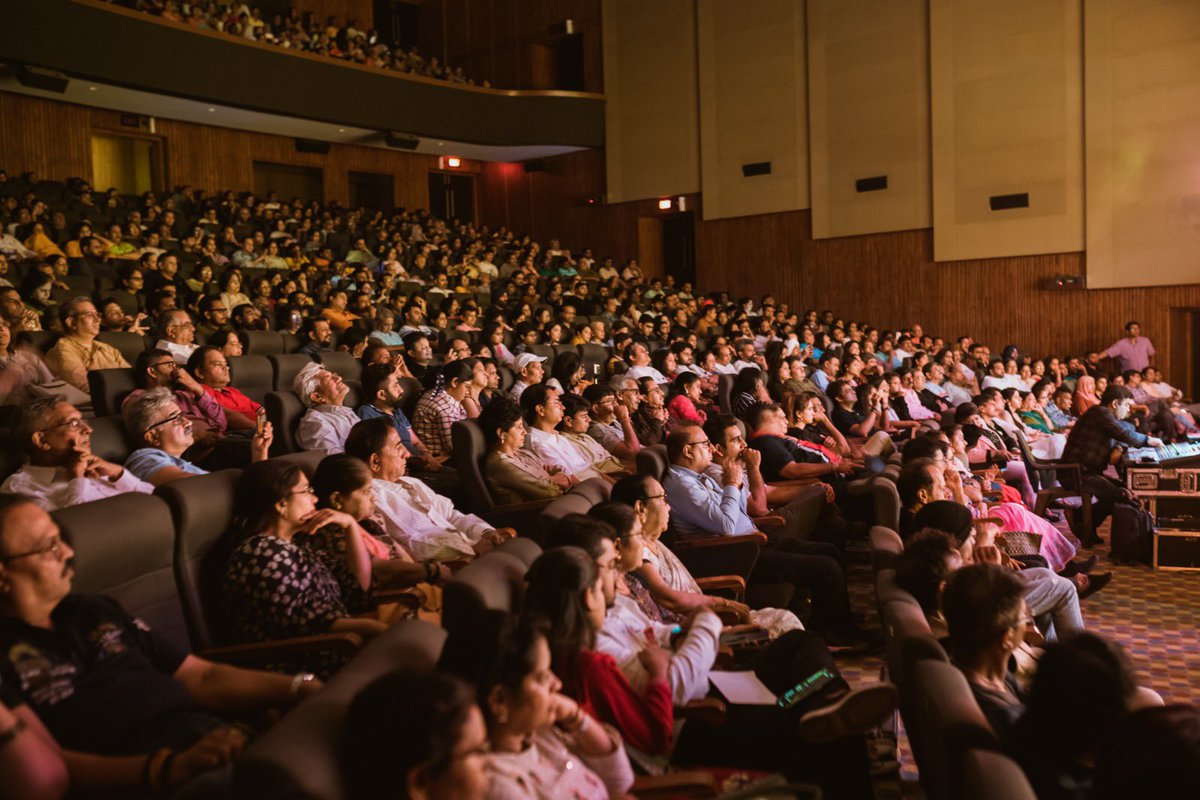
left=412, top=389, right=465, bottom=458
left=1061, top=405, right=1148, bottom=475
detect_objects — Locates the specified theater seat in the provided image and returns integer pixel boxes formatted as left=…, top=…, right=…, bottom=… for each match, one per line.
left=442, top=551, right=529, bottom=634
left=16, top=330, right=59, bottom=354
left=52, top=492, right=192, bottom=653
left=717, top=374, right=734, bottom=415
left=494, top=536, right=543, bottom=568
left=264, top=391, right=305, bottom=456
left=317, top=350, right=362, bottom=383
left=909, top=660, right=1002, bottom=800
left=88, top=414, right=136, bottom=464
left=270, top=353, right=316, bottom=392
left=96, top=331, right=147, bottom=365
left=869, top=526, right=905, bottom=573
left=635, top=444, right=669, bottom=482
left=450, top=418, right=555, bottom=532
left=882, top=600, right=948, bottom=760
left=227, top=354, right=273, bottom=403
left=244, top=331, right=285, bottom=356
left=274, top=450, right=325, bottom=476
left=87, top=367, right=137, bottom=418
left=875, top=568, right=920, bottom=614
left=397, top=376, right=422, bottom=418
left=961, top=749, right=1036, bottom=800
left=233, top=621, right=447, bottom=800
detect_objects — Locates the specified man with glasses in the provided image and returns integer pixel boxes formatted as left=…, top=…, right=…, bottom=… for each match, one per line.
left=0, top=495, right=323, bottom=796
left=44, top=297, right=131, bottom=396
left=0, top=398, right=152, bottom=509
left=584, top=379, right=642, bottom=463
left=662, top=424, right=874, bottom=650
left=194, top=295, right=230, bottom=341
left=154, top=309, right=199, bottom=365
left=521, top=384, right=610, bottom=484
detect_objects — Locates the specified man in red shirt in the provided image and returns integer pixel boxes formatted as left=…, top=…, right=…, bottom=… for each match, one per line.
left=186, top=345, right=261, bottom=420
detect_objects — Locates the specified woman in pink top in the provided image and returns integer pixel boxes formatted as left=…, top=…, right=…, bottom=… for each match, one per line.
left=666, top=372, right=708, bottom=427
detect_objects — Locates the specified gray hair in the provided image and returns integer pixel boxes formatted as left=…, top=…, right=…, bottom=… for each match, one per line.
left=159, top=308, right=190, bottom=333
left=608, top=374, right=635, bottom=392
left=123, top=387, right=180, bottom=440
left=293, top=361, right=327, bottom=408
left=14, top=398, right=67, bottom=456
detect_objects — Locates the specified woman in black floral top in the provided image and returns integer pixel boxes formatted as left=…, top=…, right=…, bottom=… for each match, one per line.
left=220, top=460, right=387, bottom=677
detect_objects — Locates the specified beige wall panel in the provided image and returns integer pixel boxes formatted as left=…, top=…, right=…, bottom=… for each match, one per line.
left=697, top=0, right=808, bottom=220
left=930, top=0, right=1083, bottom=261
left=808, top=0, right=930, bottom=239
left=602, top=0, right=700, bottom=203
left=1085, top=0, right=1200, bottom=289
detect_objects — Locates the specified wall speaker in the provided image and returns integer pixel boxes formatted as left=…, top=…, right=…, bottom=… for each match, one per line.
left=990, top=192, right=1030, bottom=211
left=16, top=65, right=68, bottom=94
left=742, top=162, right=772, bottom=178
left=295, top=138, right=331, bottom=155
left=855, top=175, right=888, bottom=193
left=383, top=131, right=420, bottom=150
left=1042, top=274, right=1085, bottom=290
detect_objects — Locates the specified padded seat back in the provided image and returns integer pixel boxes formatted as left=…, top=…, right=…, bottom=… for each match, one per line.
left=244, top=331, right=285, bottom=356
left=494, top=536, right=543, bottom=568
left=280, top=333, right=302, bottom=354
left=228, top=355, right=274, bottom=400
left=869, top=526, right=904, bottom=573
left=876, top=567, right=921, bottom=612
left=870, top=476, right=902, bottom=531
left=442, top=551, right=528, bottom=634
left=527, top=344, right=555, bottom=369
left=317, top=350, right=362, bottom=383
left=717, top=374, right=734, bottom=415
left=157, top=468, right=243, bottom=651
left=537, top=489, right=596, bottom=540
left=264, top=391, right=305, bottom=456
left=52, top=492, right=191, bottom=653
left=910, top=660, right=1001, bottom=800
left=96, top=331, right=147, bottom=365
left=87, top=368, right=137, bottom=418
left=233, top=621, right=447, bottom=800
left=961, top=749, right=1036, bottom=800
left=635, top=444, right=669, bottom=483
left=17, top=330, right=59, bottom=354
left=451, top=418, right=496, bottom=515
left=274, top=450, right=324, bottom=475
left=88, top=414, right=135, bottom=464
left=270, top=353, right=315, bottom=392
left=397, top=377, right=422, bottom=418
left=579, top=343, right=610, bottom=374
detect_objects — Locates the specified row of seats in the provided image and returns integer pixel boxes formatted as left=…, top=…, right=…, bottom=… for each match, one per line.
left=870, top=526, right=1036, bottom=799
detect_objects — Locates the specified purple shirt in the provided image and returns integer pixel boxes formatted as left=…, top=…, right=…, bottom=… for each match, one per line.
left=1104, top=336, right=1155, bottom=372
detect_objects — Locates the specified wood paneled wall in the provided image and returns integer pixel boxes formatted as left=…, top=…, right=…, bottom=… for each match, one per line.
left=0, top=91, right=468, bottom=209
left=289, top=0, right=374, bottom=29
left=417, top=0, right=603, bottom=91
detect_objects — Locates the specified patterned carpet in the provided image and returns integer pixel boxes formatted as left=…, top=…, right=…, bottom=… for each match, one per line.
left=837, top=521, right=1200, bottom=796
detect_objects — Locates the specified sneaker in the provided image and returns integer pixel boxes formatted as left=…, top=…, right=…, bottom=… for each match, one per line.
left=797, top=683, right=899, bottom=743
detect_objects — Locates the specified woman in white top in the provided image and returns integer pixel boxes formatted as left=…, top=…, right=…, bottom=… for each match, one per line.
left=438, top=610, right=634, bottom=800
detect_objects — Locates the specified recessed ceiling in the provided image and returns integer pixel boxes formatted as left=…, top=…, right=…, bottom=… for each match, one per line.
left=0, top=74, right=585, bottom=163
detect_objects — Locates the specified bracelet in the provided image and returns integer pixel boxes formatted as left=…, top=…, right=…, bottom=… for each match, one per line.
left=0, top=717, right=25, bottom=750
left=156, top=750, right=178, bottom=796
left=141, top=748, right=170, bottom=797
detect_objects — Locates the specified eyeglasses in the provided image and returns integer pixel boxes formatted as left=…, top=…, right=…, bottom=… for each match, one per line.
left=290, top=484, right=316, bottom=497
left=147, top=411, right=188, bottom=431
left=0, top=534, right=66, bottom=562
left=685, top=439, right=710, bottom=448
left=39, top=417, right=88, bottom=434
left=72, top=311, right=101, bottom=321
left=149, top=360, right=176, bottom=371
left=643, top=493, right=667, bottom=501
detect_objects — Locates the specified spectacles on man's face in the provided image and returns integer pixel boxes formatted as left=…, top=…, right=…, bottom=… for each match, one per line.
left=73, top=311, right=101, bottom=322
left=40, top=416, right=88, bottom=434
left=147, top=411, right=188, bottom=431
left=686, top=439, right=711, bottom=449
left=0, top=533, right=66, bottom=562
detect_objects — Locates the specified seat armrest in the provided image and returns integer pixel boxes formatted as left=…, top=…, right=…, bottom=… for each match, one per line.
left=676, top=697, right=726, bottom=725
left=630, top=772, right=718, bottom=799
left=752, top=515, right=786, bottom=531
left=695, top=575, right=746, bottom=596
left=673, top=532, right=768, bottom=550
left=200, top=633, right=363, bottom=667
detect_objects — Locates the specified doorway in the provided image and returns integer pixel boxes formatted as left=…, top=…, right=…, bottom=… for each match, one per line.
left=252, top=162, right=324, bottom=202
left=428, top=172, right=475, bottom=223
left=349, top=171, right=395, bottom=211
left=662, top=211, right=696, bottom=288
left=90, top=133, right=163, bottom=195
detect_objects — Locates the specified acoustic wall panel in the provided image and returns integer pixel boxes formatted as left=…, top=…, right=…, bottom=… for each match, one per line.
left=696, top=0, right=809, bottom=221
left=602, top=0, right=700, bottom=203
left=1085, top=0, right=1200, bottom=288
left=929, top=0, right=1084, bottom=261
left=807, top=0, right=931, bottom=239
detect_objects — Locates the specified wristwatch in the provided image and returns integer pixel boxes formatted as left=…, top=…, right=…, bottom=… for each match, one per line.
left=290, top=672, right=317, bottom=696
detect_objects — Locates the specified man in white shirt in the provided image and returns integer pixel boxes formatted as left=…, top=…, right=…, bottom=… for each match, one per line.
left=507, top=352, right=546, bottom=403
left=154, top=309, right=199, bottom=365
left=293, top=362, right=359, bottom=454
left=709, top=344, right=739, bottom=376
left=1, top=398, right=153, bottom=510
left=583, top=381, right=642, bottom=462
left=731, top=338, right=764, bottom=374
left=344, top=418, right=511, bottom=561
left=624, top=342, right=668, bottom=384
left=521, top=384, right=608, bottom=482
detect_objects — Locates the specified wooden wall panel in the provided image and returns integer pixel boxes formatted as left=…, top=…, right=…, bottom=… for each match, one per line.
left=1084, top=0, right=1200, bottom=288
left=291, top=0, right=375, bottom=29
left=0, top=92, right=92, bottom=180
left=930, top=0, right=1084, bottom=261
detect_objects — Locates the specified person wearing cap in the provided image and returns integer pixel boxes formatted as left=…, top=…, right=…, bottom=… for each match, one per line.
left=1060, top=385, right=1164, bottom=543
left=507, top=352, right=545, bottom=402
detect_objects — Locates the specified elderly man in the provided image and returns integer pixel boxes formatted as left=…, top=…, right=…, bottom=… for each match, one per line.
left=520, top=384, right=610, bottom=483
left=584, top=380, right=642, bottom=462
left=294, top=362, right=358, bottom=454
left=44, top=298, right=130, bottom=396
left=0, top=399, right=152, bottom=509
left=507, top=352, right=546, bottom=402
left=154, top=309, right=198, bottom=365
left=624, top=342, right=668, bottom=384
left=662, top=425, right=871, bottom=648
left=344, top=419, right=512, bottom=562
left=0, top=496, right=323, bottom=796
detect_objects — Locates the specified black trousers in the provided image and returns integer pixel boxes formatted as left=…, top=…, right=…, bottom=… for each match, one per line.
left=1061, top=469, right=1125, bottom=537
left=750, top=543, right=854, bottom=636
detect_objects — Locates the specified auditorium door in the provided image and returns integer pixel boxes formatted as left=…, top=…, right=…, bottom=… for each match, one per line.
left=429, top=172, right=475, bottom=224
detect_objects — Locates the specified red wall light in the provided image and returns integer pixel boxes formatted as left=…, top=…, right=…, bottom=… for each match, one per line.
left=657, top=197, right=673, bottom=211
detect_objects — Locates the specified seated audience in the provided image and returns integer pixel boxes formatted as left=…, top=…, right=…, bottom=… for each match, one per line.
left=189, top=344, right=261, bottom=419
left=1, top=398, right=152, bottom=509
left=437, top=610, right=635, bottom=799
left=558, top=392, right=627, bottom=478
left=0, top=495, right=322, bottom=796
left=154, top=308, right=199, bottom=365
left=631, top=376, right=669, bottom=446
left=507, top=352, right=546, bottom=402
left=479, top=397, right=572, bottom=503
left=584, top=380, right=642, bottom=461
left=412, top=359, right=486, bottom=459
left=522, top=384, right=613, bottom=483
left=294, top=362, right=358, bottom=454
left=0, top=317, right=64, bottom=405
left=44, top=297, right=130, bottom=396
left=343, top=418, right=511, bottom=561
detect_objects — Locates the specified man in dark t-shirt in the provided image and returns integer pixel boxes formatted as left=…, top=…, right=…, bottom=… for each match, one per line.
left=0, top=496, right=323, bottom=794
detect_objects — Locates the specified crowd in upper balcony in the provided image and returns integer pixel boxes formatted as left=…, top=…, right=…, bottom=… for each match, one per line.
left=104, top=0, right=489, bottom=87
